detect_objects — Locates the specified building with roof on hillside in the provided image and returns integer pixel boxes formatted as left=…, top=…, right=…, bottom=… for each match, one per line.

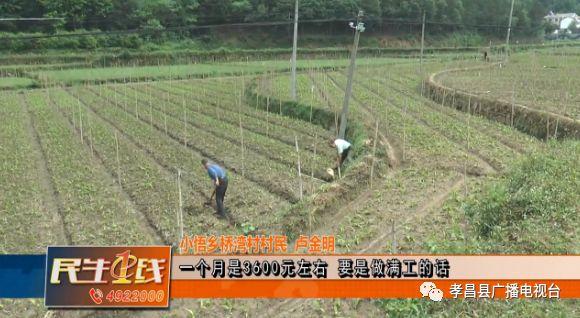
left=545, top=12, right=580, bottom=29
left=544, top=12, right=578, bottom=26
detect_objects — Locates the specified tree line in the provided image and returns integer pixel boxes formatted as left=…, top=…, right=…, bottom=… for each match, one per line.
left=1, top=0, right=579, bottom=35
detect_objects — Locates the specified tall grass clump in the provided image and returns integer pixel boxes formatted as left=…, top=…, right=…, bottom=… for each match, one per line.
left=465, top=140, right=579, bottom=254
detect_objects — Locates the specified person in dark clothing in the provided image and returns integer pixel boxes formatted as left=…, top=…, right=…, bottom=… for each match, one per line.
left=202, top=159, right=228, bottom=217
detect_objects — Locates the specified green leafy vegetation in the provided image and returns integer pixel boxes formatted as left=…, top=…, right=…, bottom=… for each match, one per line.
left=466, top=140, right=579, bottom=254
left=32, top=57, right=408, bottom=85
left=0, top=46, right=578, bottom=318
left=0, top=76, right=36, bottom=89
left=438, top=53, right=580, bottom=119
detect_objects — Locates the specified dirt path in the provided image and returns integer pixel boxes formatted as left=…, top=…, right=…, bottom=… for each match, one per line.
left=315, top=167, right=397, bottom=236
left=258, top=174, right=465, bottom=318
left=20, top=93, right=71, bottom=245
left=360, top=176, right=465, bottom=253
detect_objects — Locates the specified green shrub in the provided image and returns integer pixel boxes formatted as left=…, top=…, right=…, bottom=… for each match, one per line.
left=465, top=140, right=579, bottom=253
left=79, top=35, right=98, bottom=49
left=443, top=32, right=486, bottom=47
left=118, top=34, right=143, bottom=49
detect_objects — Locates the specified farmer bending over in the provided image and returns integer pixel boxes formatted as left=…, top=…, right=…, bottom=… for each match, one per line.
left=330, top=138, right=352, bottom=169
left=202, top=159, right=228, bottom=217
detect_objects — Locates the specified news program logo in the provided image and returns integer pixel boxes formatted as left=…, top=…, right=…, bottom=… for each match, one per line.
left=45, top=246, right=171, bottom=308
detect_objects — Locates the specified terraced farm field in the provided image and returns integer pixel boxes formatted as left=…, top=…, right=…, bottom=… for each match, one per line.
left=1, top=52, right=577, bottom=317
left=0, top=77, right=35, bottom=89
left=437, top=52, right=580, bottom=119
left=245, top=57, right=579, bottom=317
left=1, top=78, right=339, bottom=249
left=255, top=57, right=543, bottom=254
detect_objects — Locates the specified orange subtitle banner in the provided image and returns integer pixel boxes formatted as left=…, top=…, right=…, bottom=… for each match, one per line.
left=170, top=236, right=580, bottom=300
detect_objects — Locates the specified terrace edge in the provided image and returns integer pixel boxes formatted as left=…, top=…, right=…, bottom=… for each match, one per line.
left=425, top=65, right=580, bottom=140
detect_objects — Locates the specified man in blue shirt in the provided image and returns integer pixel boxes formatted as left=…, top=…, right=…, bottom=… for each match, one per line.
left=202, top=159, right=228, bottom=217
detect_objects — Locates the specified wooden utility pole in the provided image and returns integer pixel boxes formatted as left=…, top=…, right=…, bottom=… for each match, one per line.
left=506, top=0, right=516, bottom=61
left=420, top=11, right=426, bottom=74
left=291, top=0, right=300, bottom=101
left=339, top=10, right=365, bottom=139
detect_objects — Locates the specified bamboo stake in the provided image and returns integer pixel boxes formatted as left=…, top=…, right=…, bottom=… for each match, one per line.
left=164, top=94, right=168, bottom=135
left=123, top=79, right=128, bottom=116
left=198, top=87, right=207, bottom=114
left=183, top=97, right=187, bottom=146
left=239, top=113, right=245, bottom=178
left=452, top=89, right=456, bottom=109
left=242, top=72, right=246, bottom=100
left=72, top=94, right=77, bottom=130
left=310, top=84, right=314, bottom=122
left=545, top=117, right=550, bottom=142
left=370, top=120, right=379, bottom=188
left=311, top=132, right=317, bottom=194
left=295, top=136, right=303, bottom=200
left=134, top=87, right=139, bottom=119
left=556, top=84, right=570, bottom=139
left=114, top=131, right=121, bottom=185
left=215, top=88, right=220, bottom=121
left=89, top=124, right=94, bottom=158
left=403, top=101, right=408, bottom=162
left=465, top=97, right=471, bottom=195
left=78, top=98, right=83, bottom=144
left=511, top=82, right=515, bottom=128
left=149, top=86, right=153, bottom=126
left=114, top=84, right=118, bottom=108
left=177, top=169, right=184, bottom=240
left=334, top=111, right=339, bottom=136
left=266, top=96, right=270, bottom=137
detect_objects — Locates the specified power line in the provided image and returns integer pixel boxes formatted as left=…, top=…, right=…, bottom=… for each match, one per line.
left=0, top=17, right=64, bottom=21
